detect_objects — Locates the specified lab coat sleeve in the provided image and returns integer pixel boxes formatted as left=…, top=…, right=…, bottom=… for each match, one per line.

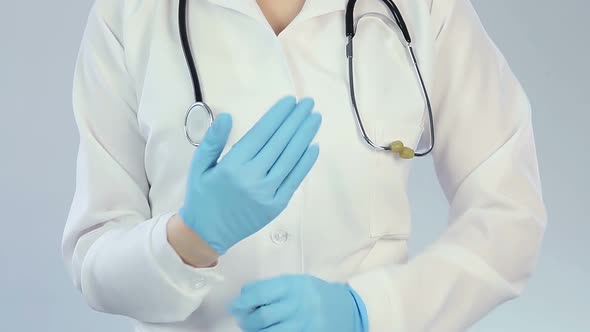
left=61, top=0, right=223, bottom=323
left=347, top=0, right=547, bottom=331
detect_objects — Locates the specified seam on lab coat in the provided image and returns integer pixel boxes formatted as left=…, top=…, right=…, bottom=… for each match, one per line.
left=444, top=107, right=530, bottom=205
left=431, top=0, right=457, bottom=42
left=79, top=223, right=134, bottom=312
left=92, top=0, right=140, bottom=113
left=347, top=265, right=403, bottom=331
left=424, top=243, right=520, bottom=296
left=69, top=219, right=115, bottom=286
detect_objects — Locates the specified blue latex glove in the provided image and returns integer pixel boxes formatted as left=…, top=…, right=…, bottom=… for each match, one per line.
left=179, top=96, right=322, bottom=255
left=229, top=275, right=369, bottom=332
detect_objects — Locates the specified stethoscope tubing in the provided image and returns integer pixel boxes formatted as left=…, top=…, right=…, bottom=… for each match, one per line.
left=179, top=0, right=204, bottom=104
left=179, top=0, right=435, bottom=156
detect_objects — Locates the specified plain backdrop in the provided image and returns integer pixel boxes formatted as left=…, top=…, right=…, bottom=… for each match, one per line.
left=1, top=0, right=588, bottom=331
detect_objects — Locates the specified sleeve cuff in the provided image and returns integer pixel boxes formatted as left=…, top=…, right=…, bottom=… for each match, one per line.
left=149, top=212, right=225, bottom=294
left=348, top=266, right=404, bottom=332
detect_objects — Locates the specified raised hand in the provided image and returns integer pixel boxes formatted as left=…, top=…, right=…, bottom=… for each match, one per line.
left=179, top=96, right=322, bottom=255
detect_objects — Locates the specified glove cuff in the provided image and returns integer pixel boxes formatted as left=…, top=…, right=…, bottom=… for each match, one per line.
left=347, top=283, right=370, bottom=332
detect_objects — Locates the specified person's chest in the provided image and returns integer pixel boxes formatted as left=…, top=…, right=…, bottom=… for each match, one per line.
left=124, top=0, right=436, bottom=243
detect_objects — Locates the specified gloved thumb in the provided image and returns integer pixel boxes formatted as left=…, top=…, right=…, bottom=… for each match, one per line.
left=190, top=113, right=233, bottom=174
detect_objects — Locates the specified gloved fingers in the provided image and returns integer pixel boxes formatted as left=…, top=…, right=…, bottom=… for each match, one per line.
left=230, top=276, right=293, bottom=313
left=266, top=111, right=321, bottom=185
left=234, top=299, right=297, bottom=331
left=227, top=95, right=296, bottom=163
left=190, top=112, right=233, bottom=175
left=251, top=98, right=315, bottom=173
left=257, top=319, right=305, bottom=332
left=274, top=143, right=320, bottom=202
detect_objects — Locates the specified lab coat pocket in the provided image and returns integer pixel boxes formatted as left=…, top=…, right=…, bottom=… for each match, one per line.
left=368, top=124, right=424, bottom=239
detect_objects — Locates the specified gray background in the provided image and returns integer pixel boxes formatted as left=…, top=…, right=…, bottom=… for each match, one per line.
left=1, top=0, right=587, bottom=331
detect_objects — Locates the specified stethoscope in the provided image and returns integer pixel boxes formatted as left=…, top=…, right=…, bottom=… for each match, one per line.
left=179, top=0, right=435, bottom=159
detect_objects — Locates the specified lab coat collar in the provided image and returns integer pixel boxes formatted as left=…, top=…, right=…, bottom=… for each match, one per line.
left=205, top=0, right=348, bottom=25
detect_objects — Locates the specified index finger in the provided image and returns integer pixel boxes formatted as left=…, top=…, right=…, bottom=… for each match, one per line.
left=228, top=95, right=297, bottom=162
left=229, top=276, right=292, bottom=313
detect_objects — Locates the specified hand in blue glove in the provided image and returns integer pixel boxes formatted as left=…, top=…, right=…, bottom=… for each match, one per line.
left=229, top=274, right=369, bottom=332
left=179, top=96, right=322, bottom=255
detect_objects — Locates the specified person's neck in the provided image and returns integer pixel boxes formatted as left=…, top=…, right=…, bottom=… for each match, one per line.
left=256, top=0, right=306, bottom=36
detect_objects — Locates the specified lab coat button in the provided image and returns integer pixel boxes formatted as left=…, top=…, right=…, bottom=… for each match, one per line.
left=271, top=230, right=289, bottom=244
left=192, top=276, right=206, bottom=289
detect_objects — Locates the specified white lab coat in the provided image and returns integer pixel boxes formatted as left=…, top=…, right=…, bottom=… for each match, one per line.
left=62, top=0, right=547, bottom=331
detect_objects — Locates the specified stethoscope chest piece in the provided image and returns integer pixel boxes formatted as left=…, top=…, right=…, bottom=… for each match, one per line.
left=184, top=102, right=215, bottom=147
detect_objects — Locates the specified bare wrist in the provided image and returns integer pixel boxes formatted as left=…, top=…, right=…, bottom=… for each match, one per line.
left=166, top=213, right=220, bottom=268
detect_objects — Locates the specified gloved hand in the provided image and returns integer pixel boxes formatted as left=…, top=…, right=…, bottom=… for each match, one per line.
left=229, top=274, right=369, bottom=332
left=179, top=96, right=322, bottom=255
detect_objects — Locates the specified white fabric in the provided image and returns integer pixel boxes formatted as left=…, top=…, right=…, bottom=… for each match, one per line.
left=62, top=0, right=547, bottom=331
